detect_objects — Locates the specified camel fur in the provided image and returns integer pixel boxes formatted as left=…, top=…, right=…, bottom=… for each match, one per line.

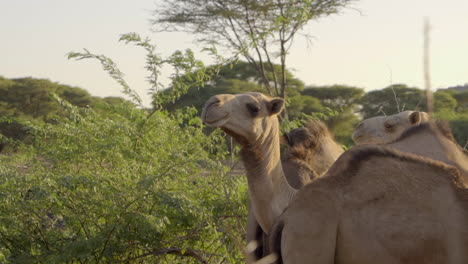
left=268, top=122, right=468, bottom=264
left=202, top=92, right=296, bottom=234
left=352, top=111, right=429, bottom=145
left=246, top=120, right=344, bottom=259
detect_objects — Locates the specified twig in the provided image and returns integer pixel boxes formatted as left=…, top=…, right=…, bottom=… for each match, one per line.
left=377, top=106, right=387, bottom=116
left=414, top=97, right=425, bottom=110
left=387, top=65, right=400, bottom=112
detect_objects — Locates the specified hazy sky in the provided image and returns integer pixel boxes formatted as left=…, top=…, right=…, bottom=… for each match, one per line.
left=1, top=0, right=467, bottom=106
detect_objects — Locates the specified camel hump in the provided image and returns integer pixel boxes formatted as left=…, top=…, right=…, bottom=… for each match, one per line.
left=305, top=119, right=331, bottom=138
left=330, top=145, right=457, bottom=176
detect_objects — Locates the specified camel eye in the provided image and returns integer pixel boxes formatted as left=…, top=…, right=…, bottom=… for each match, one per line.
left=246, top=103, right=260, bottom=116
left=384, top=122, right=394, bottom=131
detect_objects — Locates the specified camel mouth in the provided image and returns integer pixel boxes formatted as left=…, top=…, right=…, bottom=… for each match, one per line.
left=201, top=102, right=230, bottom=127
left=203, top=114, right=229, bottom=127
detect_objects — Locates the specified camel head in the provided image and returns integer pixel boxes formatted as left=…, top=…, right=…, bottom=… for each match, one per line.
left=352, top=111, right=430, bottom=145
left=201, top=92, right=284, bottom=145
left=282, top=120, right=343, bottom=174
left=282, top=127, right=312, bottom=154
left=282, top=122, right=326, bottom=160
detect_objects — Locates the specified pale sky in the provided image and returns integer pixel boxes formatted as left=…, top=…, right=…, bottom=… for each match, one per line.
left=1, top=0, right=467, bottom=106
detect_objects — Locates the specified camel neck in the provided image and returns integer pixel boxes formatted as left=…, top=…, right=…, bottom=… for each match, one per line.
left=315, top=137, right=344, bottom=175
left=240, top=118, right=297, bottom=233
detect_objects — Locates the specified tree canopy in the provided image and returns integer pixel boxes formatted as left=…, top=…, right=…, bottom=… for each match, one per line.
left=161, top=61, right=304, bottom=111
left=152, top=0, right=355, bottom=120
left=302, top=85, right=364, bottom=144
left=0, top=76, right=137, bottom=122
left=360, top=84, right=426, bottom=118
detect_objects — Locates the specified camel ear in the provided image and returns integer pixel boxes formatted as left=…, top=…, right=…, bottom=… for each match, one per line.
left=420, top=111, right=430, bottom=122
left=409, top=111, right=422, bottom=125
left=268, top=98, right=284, bottom=116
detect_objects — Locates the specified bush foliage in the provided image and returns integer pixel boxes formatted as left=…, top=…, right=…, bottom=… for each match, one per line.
left=0, top=33, right=247, bottom=263
left=0, top=100, right=248, bottom=263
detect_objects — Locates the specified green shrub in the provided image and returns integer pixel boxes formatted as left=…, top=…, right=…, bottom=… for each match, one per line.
left=0, top=117, right=35, bottom=152
left=0, top=104, right=247, bottom=263
left=0, top=32, right=247, bottom=263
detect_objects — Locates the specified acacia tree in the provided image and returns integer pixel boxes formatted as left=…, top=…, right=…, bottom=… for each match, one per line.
left=151, top=0, right=355, bottom=112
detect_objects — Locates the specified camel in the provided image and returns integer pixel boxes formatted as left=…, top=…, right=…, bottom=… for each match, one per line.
left=386, top=122, right=468, bottom=177
left=268, top=122, right=468, bottom=263
left=352, top=111, right=429, bottom=145
left=201, top=92, right=297, bottom=234
left=246, top=120, right=344, bottom=259
left=353, top=110, right=467, bottom=177
left=281, top=120, right=344, bottom=186
left=201, top=92, right=468, bottom=263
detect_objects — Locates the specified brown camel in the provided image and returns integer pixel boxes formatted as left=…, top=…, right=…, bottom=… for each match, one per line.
left=352, top=111, right=467, bottom=178
left=268, top=122, right=468, bottom=263
left=281, top=120, right=344, bottom=186
left=352, top=111, right=429, bottom=145
left=246, top=120, right=344, bottom=259
left=202, top=92, right=296, bottom=234
left=387, top=122, right=468, bottom=177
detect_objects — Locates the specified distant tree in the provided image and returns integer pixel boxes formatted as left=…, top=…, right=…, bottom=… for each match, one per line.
left=360, top=84, right=426, bottom=118
left=446, top=83, right=468, bottom=93
left=450, top=117, right=468, bottom=148
left=0, top=76, right=15, bottom=94
left=433, top=91, right=457, bottom=112
left=302, top=85, right=364, bottom=144
left=360, top=84, right=464, bottom=119
left=3, top=78, right=61, bottom=119
left=57, top=85, right=93, bottom=107
left=152, top=0, right=355, bottom=118
left=0, top=76, right=130, bottom=120
left=0, top=77, right=16, bottom=116
left=452, top=91, right=468, bottom=112
left=302, top=85, right=364, bottom=109
left=0, top=117, right=34, bottom=153
left=164, top=78, right=265, bottom=112
left=287, top=95, right=325, bottom=119
left=100, top=96, right=134, bottom=106
left=162, top=61, right=305, bottom=112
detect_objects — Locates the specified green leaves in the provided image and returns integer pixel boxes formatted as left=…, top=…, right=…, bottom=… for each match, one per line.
left=0, top=104, right=246, bottom=263
left=0, top=32, right=248, bottom=263
left=67, top=49, right=143, bottom=107
left=152, top=0, right=355, bottom=100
